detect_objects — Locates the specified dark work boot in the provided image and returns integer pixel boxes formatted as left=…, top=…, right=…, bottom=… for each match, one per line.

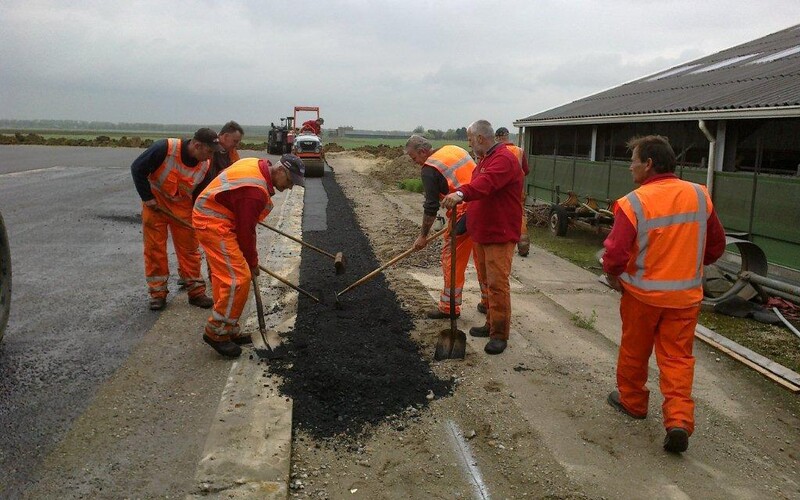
left=484, top=338, right=507, bottom=354
left=469, top=325, right=490, bottom=337
left=607, top=391, right=647, bottom=419
left=149, top=297, right=166, bottom=311
left=663, top=428, right=690, bottom=453
left=189, top=294, right=214, bottom=309
left=203, top=334, right=242, bottom=358
left=427, top=309, right=459, bottom=319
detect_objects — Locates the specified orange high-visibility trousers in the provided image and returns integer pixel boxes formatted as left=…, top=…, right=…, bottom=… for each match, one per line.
left=617, top=291, right=699, bottom=434
left=195, top=225, right=251, bottom=340
left=473, top=242, right=515, bottom=340
left=438, top=229, right=473, bottom=315
left=142, top=202, right=206, bottom=299
left=473, top=245, right=488, bottom=310
left=519, top=188, right=529, bottom=246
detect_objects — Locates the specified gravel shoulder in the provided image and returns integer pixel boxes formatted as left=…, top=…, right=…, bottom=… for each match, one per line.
left=284, top=152, right=800, bottom=499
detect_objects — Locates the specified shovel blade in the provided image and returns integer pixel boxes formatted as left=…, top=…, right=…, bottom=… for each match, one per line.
left=434, top=328, right=466, bottom=361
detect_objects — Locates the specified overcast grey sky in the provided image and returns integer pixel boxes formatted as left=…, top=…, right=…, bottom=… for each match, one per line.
left=1, top=0, right=798, bottom=131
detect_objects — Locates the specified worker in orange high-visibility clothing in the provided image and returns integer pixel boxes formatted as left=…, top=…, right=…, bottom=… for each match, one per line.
left=130, top=127, right=221, bottom=311
left=192, top=121, right=245, bottom=200
left=193, top=154, right=305, bottom=358
left=602, top=135, right=726, bottom=454
left=495, top=127, right=530, bottom=257
left=405, top=135, right=476, bottom=319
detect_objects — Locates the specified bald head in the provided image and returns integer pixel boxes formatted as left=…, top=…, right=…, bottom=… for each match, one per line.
left=468, top=120, right=494, bottom=140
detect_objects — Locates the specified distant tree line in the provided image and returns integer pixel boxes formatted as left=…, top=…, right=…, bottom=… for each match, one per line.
left=412, top=125, right=468, bottom=141
left=0, top=119, right=274, bottom=137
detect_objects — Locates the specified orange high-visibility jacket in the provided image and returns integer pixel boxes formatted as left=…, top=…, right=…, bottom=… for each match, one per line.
left=505, top=144, right=524, bottom=169
left=425, top=145, right=475, bottom=221
left=148, top=139, right=210, bottom=206
left=617, top=178, right=714, bottom=308
left=193, top=158, right=273, bottom=231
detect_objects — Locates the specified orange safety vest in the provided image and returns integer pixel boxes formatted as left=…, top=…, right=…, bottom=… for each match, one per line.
left=425, top=145, right=475, bottom=221
left=193, top=158, right=273, bottom=231
left=148, top=139, right=211, bottom=206
left=505, top=144, right=525, bottom=170
left=617, top=178, right=713, bottom=308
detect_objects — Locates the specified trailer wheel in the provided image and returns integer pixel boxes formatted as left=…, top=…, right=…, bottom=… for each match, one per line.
left=0, top=212, right=11, bottom=342
left=549, top=205, right=569, bottom=236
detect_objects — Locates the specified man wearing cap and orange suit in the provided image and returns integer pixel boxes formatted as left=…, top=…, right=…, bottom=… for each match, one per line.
left=405, top=134, right=476, bottom=319
left=193, top=154, right=305, bottom=358
left=602, top=135, right=725, bottom=453
left=130, top=127, right=221, bottom=311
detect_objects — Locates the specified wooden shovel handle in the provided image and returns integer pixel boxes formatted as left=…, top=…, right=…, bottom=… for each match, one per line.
left=337, top=226, right=448, bottom=297
left=258, top=221, right=337, bottom=260
left=258, top=265, right=320, bottom=303
left=153, top=205, right=193, bottom=230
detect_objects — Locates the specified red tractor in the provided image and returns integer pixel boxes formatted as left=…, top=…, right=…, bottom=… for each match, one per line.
left=288, top=106, right=325, bottom=177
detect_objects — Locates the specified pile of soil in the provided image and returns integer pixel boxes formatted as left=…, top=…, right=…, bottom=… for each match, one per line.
left=266, top=170, right=452, bottom=440
left=370, top=154, right=420, bottom=186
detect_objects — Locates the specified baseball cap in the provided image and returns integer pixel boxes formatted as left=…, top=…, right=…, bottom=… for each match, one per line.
left=193, top=127, right=224, bottom=152
left=280, top=154, right=305, bottom=187
left=495, top=127, right=509, bottom=137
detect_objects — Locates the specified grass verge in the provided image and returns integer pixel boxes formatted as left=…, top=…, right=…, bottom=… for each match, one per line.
left=529, top=224, right=800, bottom=374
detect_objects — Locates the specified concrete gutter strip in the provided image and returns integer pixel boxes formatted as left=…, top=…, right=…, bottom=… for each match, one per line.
left=188, top=186, right=307, bottom=499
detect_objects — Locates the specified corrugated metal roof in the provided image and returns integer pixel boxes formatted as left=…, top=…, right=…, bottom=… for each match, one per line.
left=516, top=25, right=800, bottom=125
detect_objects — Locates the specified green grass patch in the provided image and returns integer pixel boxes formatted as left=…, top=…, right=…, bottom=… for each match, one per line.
left=398, top=178, right=424, bottom=193
left=529, top=225, right=606, bottom=274
left=527, top=221, right=800, bottom=374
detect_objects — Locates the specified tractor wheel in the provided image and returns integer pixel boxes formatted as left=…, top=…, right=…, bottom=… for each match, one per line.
left=0, top=212, right=11, bottom=342
left=549, top=205, right=569, bottom=237
left=303, top=158, right=325, bottom=178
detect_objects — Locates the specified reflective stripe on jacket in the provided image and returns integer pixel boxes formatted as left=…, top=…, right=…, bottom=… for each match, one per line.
left=148, top=139, right=210, bottom=204
left=193, top=158, right=273, bottom=231
left=617, top=178, right=713, bottom=308
left=425, top=145, right=475, bottom=221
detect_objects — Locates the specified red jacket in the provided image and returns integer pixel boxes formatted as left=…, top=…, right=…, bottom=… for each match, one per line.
left=301, top=120, right=321, bottom=135
left=460, top=143, right=523, bottom=244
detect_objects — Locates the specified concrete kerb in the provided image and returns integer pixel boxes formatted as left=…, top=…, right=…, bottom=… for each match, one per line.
left=188, top=187, right=304, bottom=499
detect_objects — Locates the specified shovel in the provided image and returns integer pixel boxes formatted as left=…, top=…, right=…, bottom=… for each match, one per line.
left=251, top=275, right=272, bottom=354
left=434, top=210, right=466, bottom=360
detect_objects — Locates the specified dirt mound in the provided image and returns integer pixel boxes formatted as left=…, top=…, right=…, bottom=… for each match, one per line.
left=370, top=154, right=419, bottom=186
left=323, top=143, right=345, bottom=153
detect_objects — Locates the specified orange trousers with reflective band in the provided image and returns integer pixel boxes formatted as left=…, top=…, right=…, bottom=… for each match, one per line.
left=617, top=291, right=699, bottom=434
left=141, top=202, right=206, bottom=299
left=438, top=229, right=473, bottom=315
left=473, top=242, right=515, bottom=340
left=196, top=226, right=251, bottom=340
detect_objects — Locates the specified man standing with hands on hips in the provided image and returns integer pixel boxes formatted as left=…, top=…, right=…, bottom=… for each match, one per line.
left=602, top=135, right=725, bottom=453
left=442, top=120, right=523, bottom=355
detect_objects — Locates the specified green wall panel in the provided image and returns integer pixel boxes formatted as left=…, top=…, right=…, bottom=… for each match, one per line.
left=752, top=176, right=800, bottom=244
left=712, top=172, right=754, bottom=232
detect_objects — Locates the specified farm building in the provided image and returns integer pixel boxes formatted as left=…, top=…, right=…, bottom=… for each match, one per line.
left=514, top=24, right=800, bottom=272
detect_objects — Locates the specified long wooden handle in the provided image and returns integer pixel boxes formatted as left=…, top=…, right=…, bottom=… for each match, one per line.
left=153, top=205, right=193, bottom=230
left=449, top=209, right=457, bottom=332
left=251, top=276, right=269, bottom=348
left=258, top=221, right=337, bottom=260
left=258, top=265, right=320, bottom=303
left=337, top=226, right=448, bottom=297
